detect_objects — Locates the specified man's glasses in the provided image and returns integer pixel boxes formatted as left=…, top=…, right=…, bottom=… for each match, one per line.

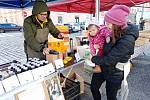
left=39, top=13, right=48, bottom=16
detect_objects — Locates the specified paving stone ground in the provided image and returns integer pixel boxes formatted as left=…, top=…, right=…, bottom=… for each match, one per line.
left=0, top=32, right=150, bottom=100
left=0, top=32, right=26, bottom=65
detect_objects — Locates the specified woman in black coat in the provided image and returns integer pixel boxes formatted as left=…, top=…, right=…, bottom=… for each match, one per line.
left=90, top=5, right=139, bottom=100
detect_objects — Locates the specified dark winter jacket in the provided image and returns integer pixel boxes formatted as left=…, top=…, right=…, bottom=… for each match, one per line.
left=91, top=23, right=139, bottom=82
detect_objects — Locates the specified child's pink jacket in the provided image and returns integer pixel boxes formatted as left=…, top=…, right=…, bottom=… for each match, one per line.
left=89, top=25, right=111, bottom=56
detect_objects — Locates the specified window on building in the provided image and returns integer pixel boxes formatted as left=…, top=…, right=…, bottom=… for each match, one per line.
left=75, top=16, right=79, bottom=23
left=58, top=16, right=63, bottom=24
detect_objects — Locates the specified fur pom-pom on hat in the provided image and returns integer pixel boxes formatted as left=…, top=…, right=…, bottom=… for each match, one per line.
left=89, top=19, right=100, bottom=26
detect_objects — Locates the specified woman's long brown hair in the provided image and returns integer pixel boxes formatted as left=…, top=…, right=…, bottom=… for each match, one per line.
left=111, top=24, right=125, bottom=43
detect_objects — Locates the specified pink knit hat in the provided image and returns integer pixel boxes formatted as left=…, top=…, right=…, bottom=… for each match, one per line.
left=104, top=5, right=130, bottom=28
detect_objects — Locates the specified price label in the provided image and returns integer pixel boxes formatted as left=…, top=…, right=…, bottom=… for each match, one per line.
left=2, top=75, right=20, bottom=92
left=54, top=59, right=64, bottom=69
left=17, top=70, right=34, bottom=85
left=42, top=63, right=55, bottom=76
left=31, top=67, right=45, bottom=80
left=75, top=52, right=81, bottom=62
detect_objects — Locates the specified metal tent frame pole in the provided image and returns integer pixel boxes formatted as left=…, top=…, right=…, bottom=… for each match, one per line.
left=95, top=0, right=100, bottom=22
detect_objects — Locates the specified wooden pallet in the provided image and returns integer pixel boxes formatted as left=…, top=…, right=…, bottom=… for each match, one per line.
left=135, top=37, right=149, bottom=47
left=139, top=30, right=150, bottom=39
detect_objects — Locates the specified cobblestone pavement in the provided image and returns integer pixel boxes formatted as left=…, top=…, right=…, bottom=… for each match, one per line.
left=0, top=32, right=26, bottom=65
left=127, top=55, right=150, bottom=100
left=0, top=32, right=150, bottom=100
left=0, top=32, right=82, bottom=65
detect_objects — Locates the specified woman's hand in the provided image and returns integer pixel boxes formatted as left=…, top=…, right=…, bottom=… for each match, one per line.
left=93, top=65, right=102, bottom=73
left=43, top=48, right=51, bottom=55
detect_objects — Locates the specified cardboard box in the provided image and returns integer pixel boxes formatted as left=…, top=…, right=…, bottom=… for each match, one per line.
left=62, top=77, right=80, bottom=99
left=46, top=54, right=59, bottom=63
left=64, top=72, right=84, bottom=94
left=44, top=75, right=65, bottom=100
left=15, top=82, right=50, bottom=100
left=48, top=36, right=69, bottom=53
left=75, top=73, right=84, bottom=94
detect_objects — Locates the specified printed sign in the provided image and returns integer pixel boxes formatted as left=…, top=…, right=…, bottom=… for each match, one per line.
left=54, top=59, right=64, bottom=69
left=2, top=75, right=20, bottom=92
left=17, top=71, right=34, bottom=85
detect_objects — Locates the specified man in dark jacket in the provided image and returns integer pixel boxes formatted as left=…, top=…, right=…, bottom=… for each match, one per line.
left=90, top=5, right=139, bottom=100
left=23, top=0, right=63, bottom=60
left=139, top=17, right=145, bottom=31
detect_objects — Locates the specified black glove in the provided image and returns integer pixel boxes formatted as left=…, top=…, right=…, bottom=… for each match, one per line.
left=49, top=50, right=59, bottom=55
left=91, top=56, right=101, bottom=65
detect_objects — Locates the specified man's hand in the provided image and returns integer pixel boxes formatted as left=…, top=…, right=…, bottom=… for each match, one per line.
left=58, top=33, right=64, bottom=39
left=93, top=65, right=102, bottom=73
left=43, top=48, right=51, bottom=55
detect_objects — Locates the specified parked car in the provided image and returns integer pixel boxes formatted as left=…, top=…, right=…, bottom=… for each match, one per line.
left=64, top=23, right=85, bottom=33
left=72, top=23, right=81, bottom=32
left=80, top=22, right=86, bottom=30
left=0, top=23, right=22, bottom=33
left=64, top=23, right=81, bottom=33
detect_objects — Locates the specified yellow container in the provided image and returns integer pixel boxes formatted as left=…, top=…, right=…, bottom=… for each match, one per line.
left=48, top=36, right=69, bottom=53
left=55, top=25, right=69, bottom=34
